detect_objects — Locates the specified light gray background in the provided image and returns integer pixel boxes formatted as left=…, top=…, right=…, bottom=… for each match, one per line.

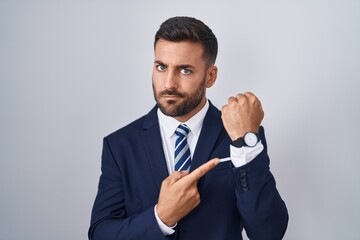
left=1, top=1, right=359, bottom=239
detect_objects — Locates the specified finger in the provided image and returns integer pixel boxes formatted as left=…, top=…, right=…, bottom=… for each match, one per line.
left=259, top=102, right=264, bottom=111
left=165, top=171, right=189, bottom=185
left=235, top=93, right=247, bottom=102
left=243, top=92, right=255, bottom=98
left=184, top=158, right=220, bottom=183
left=227, top=96, right=238, bottom=104
left=243, top=92, right=259, bottom=103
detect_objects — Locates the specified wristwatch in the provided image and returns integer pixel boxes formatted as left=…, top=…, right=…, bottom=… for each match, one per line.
left=231, top=132, right=260, bottom=148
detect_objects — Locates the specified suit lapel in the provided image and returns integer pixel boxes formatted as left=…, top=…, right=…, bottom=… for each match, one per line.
left=140, top=103, right=224, bottom=190
left=190, top=102, right=223, bottom=172
left=141, top=106, right=169, bottom=190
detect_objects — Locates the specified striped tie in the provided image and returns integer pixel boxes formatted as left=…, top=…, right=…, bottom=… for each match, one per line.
left=174, top=124, right=192, bottom=171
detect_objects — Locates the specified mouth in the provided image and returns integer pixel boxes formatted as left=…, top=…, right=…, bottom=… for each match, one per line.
left=161, top=95, right=181, bottom=100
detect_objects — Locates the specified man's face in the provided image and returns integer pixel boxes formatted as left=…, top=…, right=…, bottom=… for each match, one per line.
left=152, top=39, right=210, bottom=121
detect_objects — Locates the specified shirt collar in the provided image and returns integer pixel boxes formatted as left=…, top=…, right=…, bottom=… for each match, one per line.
left=157, top=100, right=210, bottom=138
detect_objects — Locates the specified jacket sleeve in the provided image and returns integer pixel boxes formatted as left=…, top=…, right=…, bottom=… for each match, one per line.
left=88, top=138, right=168, bottom=240
left=233, top=126, right=289, bottom=240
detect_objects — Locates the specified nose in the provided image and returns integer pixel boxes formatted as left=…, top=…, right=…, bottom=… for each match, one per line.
left=164, top=70, right=178, bottom=89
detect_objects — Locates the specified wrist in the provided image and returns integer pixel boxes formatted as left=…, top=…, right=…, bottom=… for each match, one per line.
left=156, top=205, right=177, bottom=227
left=154, top=205, right=176, bottom=235
left=228, top=131, right=245, bottom=141
left=231, top=131, right=260, bottom=148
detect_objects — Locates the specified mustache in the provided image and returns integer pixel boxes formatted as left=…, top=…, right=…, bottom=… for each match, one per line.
left=159, top=89, right=186, bottom=98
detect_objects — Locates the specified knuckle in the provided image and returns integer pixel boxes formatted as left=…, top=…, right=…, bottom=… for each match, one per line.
left=236, top=93, right=244, bottom=98
left=171, top=172, right=179, bottom=179
left=195, top=194, right=200, bottom=204
left=236, top=93, right=246, bottom=101
left=238, top=96, right=246, bottom=104
left=191, top=189, right=200, bottom=198
left=228, top=96, right=235, bottom=101
left=228, top=96, right=239, bottom=103
left=195, top=192, right=200, bottom=199
left=161, top=179, right=168, bottom=187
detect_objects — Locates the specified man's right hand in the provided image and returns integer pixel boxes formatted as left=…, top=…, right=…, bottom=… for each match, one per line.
left=156, top=158, right=220, bottom=227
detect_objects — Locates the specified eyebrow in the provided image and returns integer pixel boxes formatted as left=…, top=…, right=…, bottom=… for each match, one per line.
left=154, top=60, right=195, bottom=69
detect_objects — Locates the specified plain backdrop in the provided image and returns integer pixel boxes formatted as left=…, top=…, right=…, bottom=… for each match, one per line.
left=1, top=1, right=359, bottom=239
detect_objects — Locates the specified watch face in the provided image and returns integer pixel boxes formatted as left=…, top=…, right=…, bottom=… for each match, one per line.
left=244, top=132, right=258, bottom=147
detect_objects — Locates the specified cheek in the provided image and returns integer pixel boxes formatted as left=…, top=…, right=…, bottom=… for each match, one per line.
left=182, top=76, right=204, bottom=92
left=152, top=77, right=167, bottom=97
left=152, top=72, right=161, bottom=88
left=179, top=83, right=193, bottom=93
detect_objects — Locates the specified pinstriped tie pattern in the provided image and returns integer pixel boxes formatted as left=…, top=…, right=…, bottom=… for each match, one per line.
left=174, top=124, right=192, bottom=171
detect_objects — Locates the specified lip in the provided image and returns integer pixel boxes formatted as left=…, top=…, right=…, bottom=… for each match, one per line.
left=162, top=95, right=180, bottom=100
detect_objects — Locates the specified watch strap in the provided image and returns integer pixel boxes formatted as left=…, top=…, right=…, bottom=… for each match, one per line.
left=231, top=137, right=246, bottom=148
left=231, top=132, right=260, bottom=148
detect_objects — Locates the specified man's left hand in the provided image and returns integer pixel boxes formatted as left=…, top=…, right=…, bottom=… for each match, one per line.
left=221, top=92, right=264, bottom=141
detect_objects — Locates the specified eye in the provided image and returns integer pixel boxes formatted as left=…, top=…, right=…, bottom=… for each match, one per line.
left=156, top=65, right=166, bottom=72
left=180, top=68, right=192, bottom=75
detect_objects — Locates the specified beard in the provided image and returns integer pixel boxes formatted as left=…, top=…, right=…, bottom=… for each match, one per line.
left=153, top=78, right=206, bottom=118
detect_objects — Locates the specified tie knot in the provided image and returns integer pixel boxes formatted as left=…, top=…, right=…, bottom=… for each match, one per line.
left=175, top=124, right=190, bottom=138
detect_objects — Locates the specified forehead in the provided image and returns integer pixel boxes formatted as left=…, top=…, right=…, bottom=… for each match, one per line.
left=154, top=39, right=205, bottom=66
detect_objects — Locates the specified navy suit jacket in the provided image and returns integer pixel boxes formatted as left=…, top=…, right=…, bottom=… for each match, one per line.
left=89, top=103, right=288, bottom=240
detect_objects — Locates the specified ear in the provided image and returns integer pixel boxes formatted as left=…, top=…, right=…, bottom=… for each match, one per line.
left=205, top=66, right=218, bottom=88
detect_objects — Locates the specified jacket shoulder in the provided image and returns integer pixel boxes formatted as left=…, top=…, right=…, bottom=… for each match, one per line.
left=105, top=106, right=158, bottom=142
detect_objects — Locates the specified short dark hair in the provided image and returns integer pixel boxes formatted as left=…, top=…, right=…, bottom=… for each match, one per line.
left=154, top=16, right=218, bottom=65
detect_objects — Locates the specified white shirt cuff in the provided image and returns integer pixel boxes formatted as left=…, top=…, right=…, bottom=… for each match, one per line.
left=230, top=141, right=264, bottom=168
left=154, top=205, right=176, bottom=236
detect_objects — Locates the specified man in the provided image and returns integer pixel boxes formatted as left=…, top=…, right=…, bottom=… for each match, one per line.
left=89, top=16, right=288, bottom=240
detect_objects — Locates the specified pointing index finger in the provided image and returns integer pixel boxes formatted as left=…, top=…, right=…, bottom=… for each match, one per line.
left=185, top=158, right=220, bottom=183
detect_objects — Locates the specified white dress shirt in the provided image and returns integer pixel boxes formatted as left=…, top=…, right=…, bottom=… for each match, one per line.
left=154, top=100, right=264, bottom=235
